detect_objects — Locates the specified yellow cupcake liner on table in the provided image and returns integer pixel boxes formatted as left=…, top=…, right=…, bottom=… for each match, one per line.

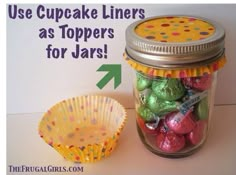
left=38, top=95, right=127, bottom=163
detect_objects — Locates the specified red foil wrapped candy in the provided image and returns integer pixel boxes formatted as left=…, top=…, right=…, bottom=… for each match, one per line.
left=182, top=74, right=212, bottom=91
left=165, top=110, right=196, bottom=134
left=186, top=120, right=207, bottom=145
left=137, top=116, right=158, bottom=135
left=156, top=123, right=185, bottom=153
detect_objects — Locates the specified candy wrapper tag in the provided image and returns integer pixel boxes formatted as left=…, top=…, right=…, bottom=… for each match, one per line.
left=172, top=108, right=193, bottom=123
left=179, top=91, right=208, bottom=115
left=182, top=89, right=197, bottom=102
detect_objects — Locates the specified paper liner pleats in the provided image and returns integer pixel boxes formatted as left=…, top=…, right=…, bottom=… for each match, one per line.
left=124, top=52, right=226, bottom=78
left=38, top=95, right=127, bottom=163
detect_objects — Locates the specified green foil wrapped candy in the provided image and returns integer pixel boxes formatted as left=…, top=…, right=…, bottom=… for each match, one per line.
left=138, top=88, right=152, bottom=105
left=152, top=78, right=185, bottom=101
left=195, top=97, right=209, bottom=120
left=136, top=73, right=152, bottom=91
left=147, top=92, right=178, bottom=115
left=138, top=106, right=156, bottom=122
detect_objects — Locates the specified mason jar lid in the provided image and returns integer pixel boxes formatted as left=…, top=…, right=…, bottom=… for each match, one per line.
left=125, top=15, right=226, bottom=73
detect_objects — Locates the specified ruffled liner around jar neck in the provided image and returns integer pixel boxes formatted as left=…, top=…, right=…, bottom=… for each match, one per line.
left=124, top=52, right=226, bottom=78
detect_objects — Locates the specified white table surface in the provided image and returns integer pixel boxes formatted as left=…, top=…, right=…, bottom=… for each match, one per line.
left=7, top=105, right=236, bottom=175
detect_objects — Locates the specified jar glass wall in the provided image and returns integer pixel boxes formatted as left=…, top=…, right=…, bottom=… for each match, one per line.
left=134, top=72, right=217, bottom=158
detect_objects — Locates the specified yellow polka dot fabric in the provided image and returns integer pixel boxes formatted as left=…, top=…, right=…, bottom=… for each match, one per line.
left=135, top=16, right=215, bottom=42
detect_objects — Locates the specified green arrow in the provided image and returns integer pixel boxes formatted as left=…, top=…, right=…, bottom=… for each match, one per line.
left=96, top=64, right=121, bottom=89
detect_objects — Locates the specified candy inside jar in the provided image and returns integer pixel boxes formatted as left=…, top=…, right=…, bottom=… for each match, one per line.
left=125, top=15, right=226, bottom=158
left=135, top=73, right=212, bottom=157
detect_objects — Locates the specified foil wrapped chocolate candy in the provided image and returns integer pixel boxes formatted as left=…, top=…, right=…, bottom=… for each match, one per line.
left=165, top=110, right=196, bottom=134
left=138, top=106, right=156, bottom=122
left=138, top=88, right=152, bottom=105
left=195, top=97, right=209, bottom=120
left=182, top=74, right=212, bottom=91
left=137, top=116, right=159, bottom=135
left=147, top=92, right=179, bottom=115
left=186, top=120, right=207, bottom=145
left=136, top=73, right=152, bottom=91
left=156, top=122, right=185, bottom=153
left=152, top=78, right=185, bottom=101
left=145, top=117, right=161, bottom=131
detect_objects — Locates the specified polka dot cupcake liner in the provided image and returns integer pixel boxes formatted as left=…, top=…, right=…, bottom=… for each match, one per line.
left=124, top=52, right=226, bottom=78
left=38, top=95, right=127, bottom=163
left=135, top=16, right=216, bottom=43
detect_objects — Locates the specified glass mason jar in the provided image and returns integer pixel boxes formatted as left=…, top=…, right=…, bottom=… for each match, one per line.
left=125, top=15, right=226, bottom=158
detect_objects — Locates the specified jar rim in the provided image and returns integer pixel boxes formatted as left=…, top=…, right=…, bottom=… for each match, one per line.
left=124, top=52, right=226, bottom=78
